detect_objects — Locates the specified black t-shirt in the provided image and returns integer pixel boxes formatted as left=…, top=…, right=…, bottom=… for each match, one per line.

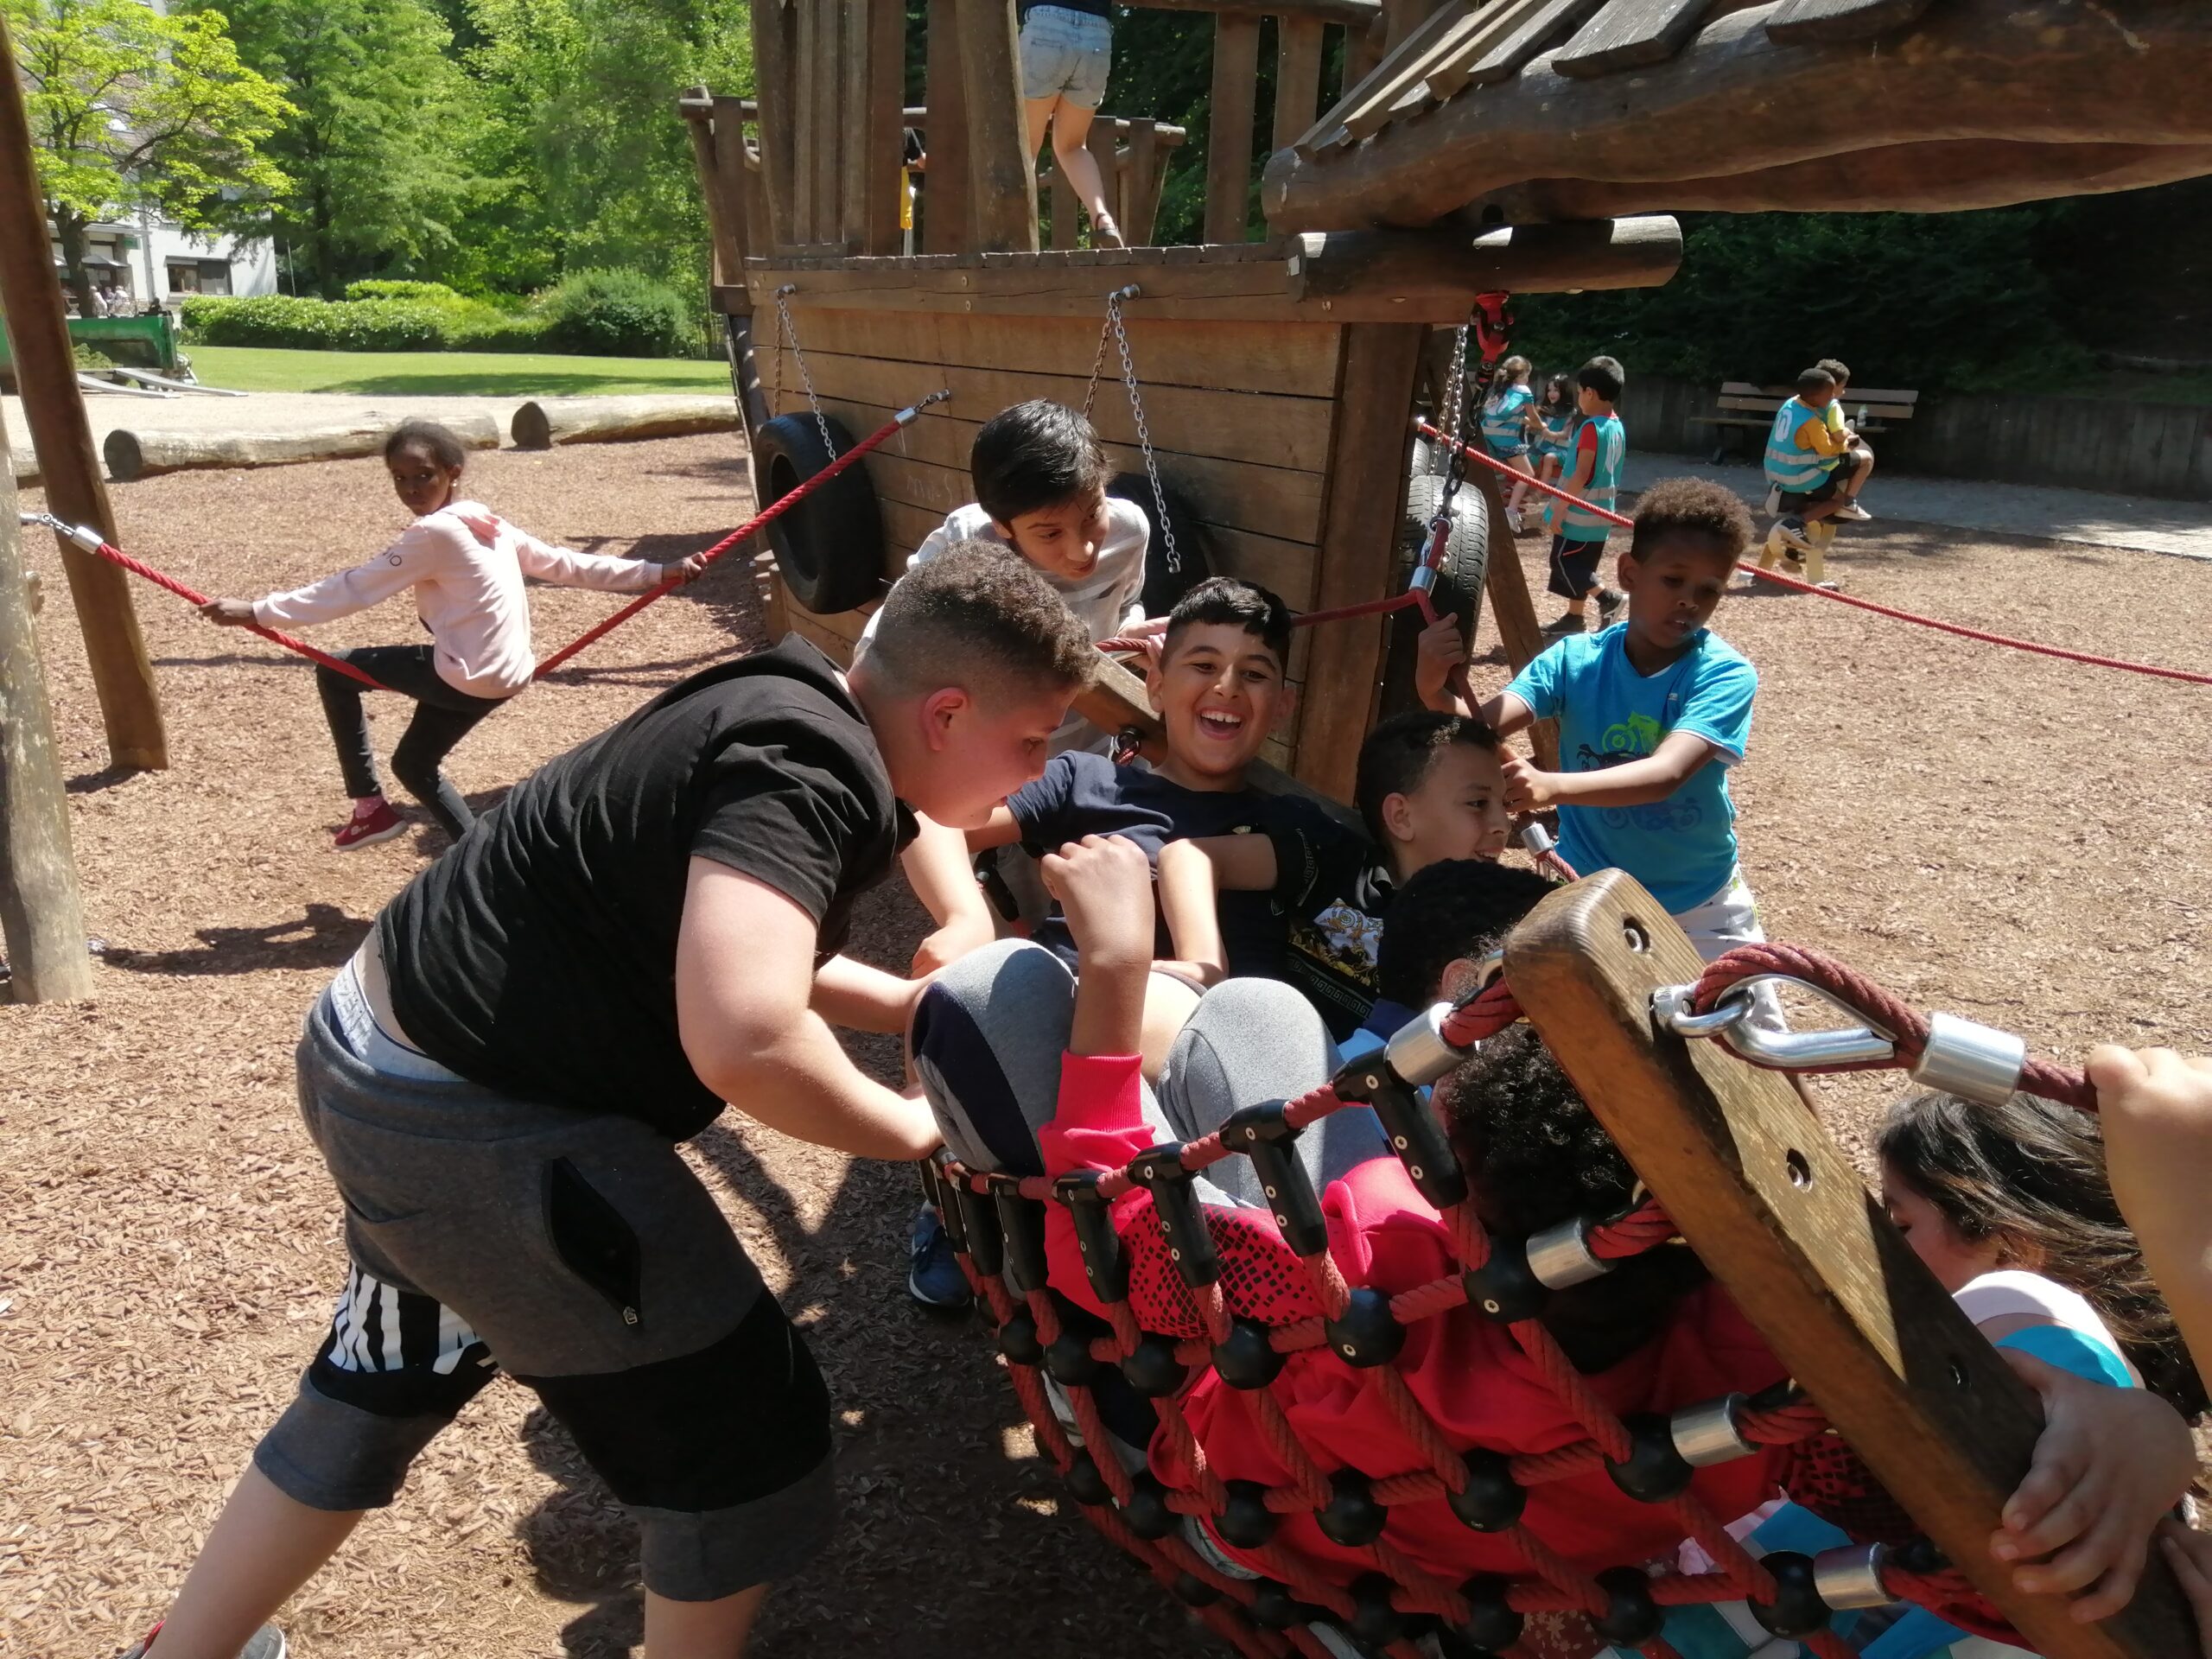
left=378, top=637, right=914, bottom=1140
left=1006, top=750, right=1338, bottom=978
left=1269, top=820, right=1395, bottom=1041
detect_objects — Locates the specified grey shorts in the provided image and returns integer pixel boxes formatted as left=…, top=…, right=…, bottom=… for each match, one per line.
left=1020, top=5, right=1111, bottom=106
left=253, top=985, right=836, bottom=1601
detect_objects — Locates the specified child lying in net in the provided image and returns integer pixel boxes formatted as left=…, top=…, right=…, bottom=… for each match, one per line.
left=911, top=838, right=2202, bottom=1657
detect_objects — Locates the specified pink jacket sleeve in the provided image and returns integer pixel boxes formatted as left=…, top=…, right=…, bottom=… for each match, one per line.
left=253, top=519, right=451, bottom=628
left=509, top=524, right=666, bottom=592
left=1039, top=1052, right=1164, bottom=1321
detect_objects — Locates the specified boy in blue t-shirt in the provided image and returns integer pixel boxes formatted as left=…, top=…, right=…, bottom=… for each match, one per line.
left=1542, top=355, right=1629, bottom=639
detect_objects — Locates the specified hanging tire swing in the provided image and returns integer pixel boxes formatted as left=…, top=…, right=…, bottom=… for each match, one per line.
left=753, top=410, right=888, bottom=616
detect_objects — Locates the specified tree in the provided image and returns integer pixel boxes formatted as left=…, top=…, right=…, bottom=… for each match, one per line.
left=211, top=0, right=487, bottom=296
left=5, top=0, right=291, bottom=312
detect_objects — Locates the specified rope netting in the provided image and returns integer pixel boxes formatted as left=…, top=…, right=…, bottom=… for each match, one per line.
left=932, top=955, right=2044, bottom=1658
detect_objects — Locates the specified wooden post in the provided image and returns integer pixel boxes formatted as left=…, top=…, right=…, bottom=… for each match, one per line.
left=923, top=0, right=973, bottom=251
left=1467, top=457, right=1558, bottom=769
left=709, top=96, right=755, bottom=310
left=749, top=0, right=799, bottom=248
left=838, top=0, right=874, bottom=248
left=1273, top=17, right=1327, bottom=152
left=0, top=422, right=95, bottom=1003
left=1296, top=322, right=1424, bottom=799
left=954, top=0, right=1039, bottom=251
left=1049, top=159, right=1080, bottom=250
left=863, top=0, right=908, bottom=254
left=1086, top=120, right=1122, bottom=235
left=1124, top=118, right=1166, bottom=245
left=0, top=10, right=167, bottom=772
left=1204, top=14, right=1262, bottom=244
left=1504, top=870, right=2196, bottom=1659
left=682, top=89, right=746, bottom=296
left=804, top=0, right=845, bottom=246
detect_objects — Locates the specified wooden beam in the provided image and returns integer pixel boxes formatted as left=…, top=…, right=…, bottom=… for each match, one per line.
left=1765, top=0, right=1935, bottom=47
left=1504, top=870, right=2197, bottom=1659
left=955, top=0, right=1039, bottom=252
left=1295, top=322, right=1423, bottom=798
left=1119, top=0, right=1381, bottom=27
left=1124, top=119, right=1167, bottom=245
left=1291, top=216, right=1681, bottom=302
left=1205, top=14, right=1263, bottom=245
left=1049, top=158, right=1080, bottom=250
left=810, top=0, right=847, bottom=248
left=1272, top=17, right=1327, bottom=151
left=0, top=8, right=166, bottom=772
left=1465, top=454, right=1557, bottom=770
left=681, top=87, right=741, bottom=289
left=0, top=421, right=95, bottom=1003
left=864, top=0, right=908, bottom=255
left=923, top=0, right=972, bottom=251
left=838, top=0, right=874, bottom=249
left=1086, top=120, right=1122, bottom=238
left=1446, top=0, right=1601, bottom=91
left=708, top=97, right=756, bottom=308
left=1551, top=0, right=1707, bottom=78
left=749, top=0, right=799, bottom=248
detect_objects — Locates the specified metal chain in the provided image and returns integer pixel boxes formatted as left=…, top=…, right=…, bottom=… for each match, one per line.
left=772, top=284, right=837, bottom=458
left=1082, top=308, right=1113, bottom=420
left=1430, top=322, right=1467, bottom=480
left=1102, top=285, right=1179, bottom=575
left=1434, top=322, right=1475, bottom=518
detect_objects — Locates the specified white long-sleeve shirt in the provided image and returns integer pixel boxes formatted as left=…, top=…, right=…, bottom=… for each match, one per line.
left=253, top=500, right=668, bottom=697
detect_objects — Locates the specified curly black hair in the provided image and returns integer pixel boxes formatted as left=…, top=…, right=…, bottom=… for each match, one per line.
left=1375, top=859, right=1553, bottom=1010
left=1626, top=476, right=1754, bottom=565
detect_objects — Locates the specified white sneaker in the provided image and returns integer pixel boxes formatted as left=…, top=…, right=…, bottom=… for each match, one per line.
left=1833, top=500, right=1872, bottom=522
left=1506, top=506, right=1525, bottom=535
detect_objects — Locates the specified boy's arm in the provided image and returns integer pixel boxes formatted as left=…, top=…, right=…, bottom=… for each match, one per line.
left=810, top=954, right=928, bottom=1035
left=2094, top=1045, right=2212, bottom=1378
left=1564, top=426, right=1598, bottom=491
left=675, top=860, right=939, bottom=1160
left=966, top=804, right=1025, bottom=853
left=904, top=811, right=996, bottom=974
left=1155, top=836, right=1279, bottom=985
left=1800, top=418, right=1850, bottom=459
left=1503, top=730, right=1715, bottom=812
left=1045, top=836, right=1157, bottom=1058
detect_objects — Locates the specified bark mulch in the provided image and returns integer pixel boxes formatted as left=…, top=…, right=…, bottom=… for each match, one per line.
left=3, top=434, right=2209, bottom=1657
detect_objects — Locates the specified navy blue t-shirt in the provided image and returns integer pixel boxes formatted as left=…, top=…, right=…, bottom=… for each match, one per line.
left=1007, top=751, right=1338, bottom=978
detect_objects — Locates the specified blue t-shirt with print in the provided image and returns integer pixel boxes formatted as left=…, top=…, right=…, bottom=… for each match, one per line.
left=1506, top=623, right=1756, bottom=913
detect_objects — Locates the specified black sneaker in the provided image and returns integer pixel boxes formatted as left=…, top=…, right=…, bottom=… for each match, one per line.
left=906, top=1203, right=972, bottom=1310
left=1595, top=588, right=1624, bottom=624
left=1772, top=518, right=1815, bottom=555
left=1540, top=612, right=1585, bottom=637
left=118, top=1626, right=287, bottom=1659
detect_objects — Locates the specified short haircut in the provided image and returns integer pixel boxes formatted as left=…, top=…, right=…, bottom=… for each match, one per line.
left=1578, top=355, right=1624, bottom=404
left=1816, top=357, right=1851, bottom=387
left=864, top=540, right=1098, bottom=701
left=1375, top=856, right=1554, bottom=1010
left=1161, top=575, right=1293, bottom=671
left=385, top=418, right=468, bottom=469
left=1354, top=710, right=1500, bottom=843
left=1796, top=367, right=1838, bottom=397
left=969, top=399, right=1110, bottom=526
left=1627, top=476, right=1753, bottom=565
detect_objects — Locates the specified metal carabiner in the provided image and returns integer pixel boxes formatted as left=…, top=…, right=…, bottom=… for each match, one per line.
left=1653, top=977, right=1899, bottom=1070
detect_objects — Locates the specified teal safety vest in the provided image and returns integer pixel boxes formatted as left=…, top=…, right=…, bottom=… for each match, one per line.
left=1561, top=413, right=1624, bottom=537
left=1481, top=385, right=1532, bottom=452
left=1764, top=397, right=1836, bottom=490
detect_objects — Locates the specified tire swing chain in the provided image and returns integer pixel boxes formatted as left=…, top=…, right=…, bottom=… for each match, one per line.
left=772, top=283, right=840, bottom=461
left=1084, top=283, right=1180, bottom=577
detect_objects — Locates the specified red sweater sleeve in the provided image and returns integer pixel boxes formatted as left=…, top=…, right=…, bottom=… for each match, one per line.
left=1039, top=1052, right=1164, bottom=1320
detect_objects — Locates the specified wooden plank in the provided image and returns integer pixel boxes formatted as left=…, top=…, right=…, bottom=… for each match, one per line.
left=1086, top=121, right=1123, bottom=238
left=923, top=0, right=972, bottom=252
left=1410, top=0, right=1554, bottom=103
left=1205, top=14, right=1263, bottom=245
left=1122, top=0, right=1380, bottom=26
left=955, top=0, right=1039, bottom=252
left=1452, top=0, right=1602, bottom=88
left=863, top=0, right=908, bottom=255
left=1552, top=0, right=1709, bottom=79
left=749, top=0, right=800, bottom=249
left=684, top=92, right=745, bottom=294
left=1309, top=0, right=1491, bottom=150
left=839, top=0, right=873, bottom=248
left=792, top=0, right=821, bottom=245
left=1125, top=119, right=1166, bottom=245
left=1765, top=0, right=1933, bottom=47
left=739, top=139, right=770, bottom=264
left=1049, top=160, right=1081, bottom=251
left=709, top=100, right=755, bottom=298
left=1468, top=455, right=1556, bottom=770
left=1273, top=19, right=1326, bottom=153
left=1294, top=321, right=1424, bottom=798
left=762, top=345, right=1337, bottom=469
left=1504, top=869, right=2196, bottom=1659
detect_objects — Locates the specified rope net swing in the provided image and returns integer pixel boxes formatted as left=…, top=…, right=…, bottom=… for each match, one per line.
left=926, top=938, right=2116, bottom=1659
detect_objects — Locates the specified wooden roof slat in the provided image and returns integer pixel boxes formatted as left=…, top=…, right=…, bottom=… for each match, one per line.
left=1417, top=0, right=1563, bottom=100
left=1552, top=0, right=1710, bottom=79
left=1765, top=0, right=1935, bottom=47
left=1299, top=0, right=1509, bottom=153
left=1442, top=0, right=1605, bottom=92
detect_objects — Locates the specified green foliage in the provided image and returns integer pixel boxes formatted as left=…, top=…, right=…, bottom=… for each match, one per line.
left=531, top=268, right=700, bottom=358
left=181, top=292, right=541, bottom=351
left=72, top=342, right=116, bottom=372
left=342, top=279, right=474, bottom=305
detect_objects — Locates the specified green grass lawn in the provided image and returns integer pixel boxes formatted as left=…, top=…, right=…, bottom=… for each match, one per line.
left=187, top=345, right=732, bottom=397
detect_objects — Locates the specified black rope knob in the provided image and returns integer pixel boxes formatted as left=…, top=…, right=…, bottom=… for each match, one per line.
left=1063, top=1450, right=1110, bottom=1507
left=1119, top=1332, right=1189, bottom=1398
left=1447, top=1573, right=1522, bottom=1656
left=1463, top=1235, right=1548, bottom=1324
left=1349, top=1573, right=1404, bottom=1648
left=1214, top=1479, right=1280, bottom=1549
left=1317, top=1468, right=1387, bottom=1547
left=1749, top=1550, right=1832, bottom=1639
left=1171, top=1570, right=1221, bottom=1607
left=1591, top=1565, right=1662, bottom=1647
left=1248, top=1580, right=1299, bottom=1630
left=1045, top=1329, right=1103, bottom=1389
left=996, top=1310, right=1042, bottom=1367
left=1117, top=1471, right=1175, bottom=1541
left=1446, top=1446, right=1525, bottom=1532
left=1324, top=1286, right=1405, bottom=1369
left=1211, top=1317, right=1287, bottom=1390
left=1605, top=1411, right=1695, bottom=1503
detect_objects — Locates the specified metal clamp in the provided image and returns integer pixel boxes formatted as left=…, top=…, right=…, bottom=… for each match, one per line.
left=1669, top=1394, right=1755, bottom=1467
left=1654, top=979, right=1898, bottom=1070
left=1810, top=1542, right=1891, bottom=1611
left=1382, top=1001, right=1466, bottom=1090
left=1909, top=1012, right=2025, bottom=1107
left=1525, top=1216, right=1610, bottom=1290
left=1520, top=820, right=1557, bottom=859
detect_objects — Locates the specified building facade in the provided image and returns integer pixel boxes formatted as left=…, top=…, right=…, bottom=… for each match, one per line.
left=51, top=214, right=278, bottom=310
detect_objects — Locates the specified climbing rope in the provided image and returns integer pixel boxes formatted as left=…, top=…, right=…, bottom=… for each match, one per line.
left=1084, top=284, right=1181, bottom=575
left=936, top=969, right=1983, bottom=1658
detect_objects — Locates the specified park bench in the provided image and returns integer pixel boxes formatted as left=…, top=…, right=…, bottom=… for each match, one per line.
left=1689, top=378, right=1919, bottom=465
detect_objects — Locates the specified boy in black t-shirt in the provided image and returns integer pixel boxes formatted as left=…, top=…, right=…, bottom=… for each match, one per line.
left=130, top=544, right=1094, bottom=1659
left=1157, top=709, right=1511, bottom=1042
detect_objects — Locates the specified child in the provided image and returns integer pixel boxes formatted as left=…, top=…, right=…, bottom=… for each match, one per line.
left=1479, top=353, right=1541, bottom=532
left=1542, top=355, right=1628, bottom=637
left=1367, top=854, right=1553, bottom=1040
left=1154, top=710, right=1512, bottom=1042
left=1818, top=357, right=1876, bottom=522
left=200, top=420, right=706, bottom=849
left=125, top=545, right=1092, bottom=1659
left=860, top=397, right=1153, bottom=755
left=1763, top=365, right=1853, bottom=565
left=1532, top=372, right=1577, bottom=488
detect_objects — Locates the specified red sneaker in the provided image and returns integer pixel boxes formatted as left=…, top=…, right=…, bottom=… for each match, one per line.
left=334, top=800, right=405, bottom=851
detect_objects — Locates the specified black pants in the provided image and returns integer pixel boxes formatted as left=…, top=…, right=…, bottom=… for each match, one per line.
left=315, top=645, right=506, bottom=839
left=1548, top=533, right=1607, bottom=601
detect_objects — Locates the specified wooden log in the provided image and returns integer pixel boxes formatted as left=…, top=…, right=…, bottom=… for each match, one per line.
left=954, top=0, right=1039, bottom=252
left=1291, top=217, right=1681, bottom=302
left=1272, top=17, right=1327, bottom=150
left=511, top=397, right=741, bottom=449
left=0, top=9, right=166, bottom=772
left=923, top=0, right=973, bottom=253
left=104, top=415, right=500, bottom=483
left=1504, top=869, right=2196, bottom=1659
left=1295, top=321, right=1423, bottom=798
left=749, top=0, right=800, bottom=248
left=1466, top=450, right=1557, bottom=770
left=1204, top=15, right=1263, bottom=244
left=1262, top=0, right=2212, bottom=232
left=0, top=421, right=95, bottom=1003
left=865, top=0, right=908, bottom=255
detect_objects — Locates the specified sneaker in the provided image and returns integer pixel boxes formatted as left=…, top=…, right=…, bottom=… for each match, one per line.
left=1771, top=518, right=1815, bottom=555
left=118, top=1625, right=288, bottom=1659
left=1540, top=612, right=1585, bottom=637
left=1595, top=587, right=1624, bottom=624
left=333, top=799, right=404, bottom=851
left=1505, top=505, right=1525, bottom=535
left=1815, top=580, right=1842, bottom=592
left=906, top=1203, right=971, bottom=1309
left=1833, top=500, right=1872, bottom=523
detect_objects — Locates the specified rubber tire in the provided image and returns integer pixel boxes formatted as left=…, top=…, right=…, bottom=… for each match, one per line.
left=753, top=411, right=887, bottom=615
left=1379, top=472, right=1489, bottom=721
left=1108, top=470, right=1215, bottom=620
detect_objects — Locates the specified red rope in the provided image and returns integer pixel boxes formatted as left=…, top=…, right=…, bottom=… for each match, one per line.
left=1416, top=418, right=1632, bottom=529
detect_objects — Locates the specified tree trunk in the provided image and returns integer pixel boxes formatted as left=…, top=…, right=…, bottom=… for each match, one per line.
left=52, top=206, right=96, bottom=317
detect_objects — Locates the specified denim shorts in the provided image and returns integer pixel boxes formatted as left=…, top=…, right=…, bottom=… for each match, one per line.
left=1020, top=6, right=1112, bottom=106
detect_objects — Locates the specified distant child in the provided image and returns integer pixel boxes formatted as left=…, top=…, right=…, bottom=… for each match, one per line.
left=200, top=419, right=707, bottom=849
left=1762, top=365, right=1853, bottom=567
left=1541, top=354, right=1628, bottom=636
left=860, top=397, right=1153, bottom=755
left=1155, top=710, right=1512, bottom=1042
left=1478, top=353, right=1541, bottom=532
left=1531, top=372, right=1576, bottom=488
left=1817, top=356, right=1876, bottom=521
